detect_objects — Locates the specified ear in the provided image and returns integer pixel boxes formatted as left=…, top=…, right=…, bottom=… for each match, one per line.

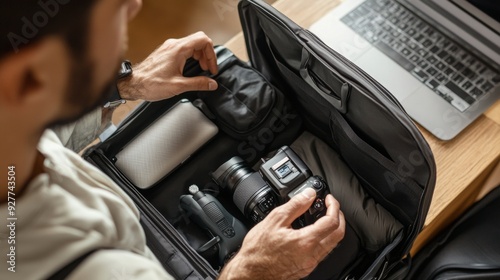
left=0, top=37, right=70, bottom=110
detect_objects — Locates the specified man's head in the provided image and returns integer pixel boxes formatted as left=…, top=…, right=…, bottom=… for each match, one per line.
left=0, top=0, right=142, bottom=131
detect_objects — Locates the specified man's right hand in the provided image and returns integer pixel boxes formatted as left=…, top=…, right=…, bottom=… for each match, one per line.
left=218, top=188, right=345, bottom=280
left=117, top=32, right=219, bottom=102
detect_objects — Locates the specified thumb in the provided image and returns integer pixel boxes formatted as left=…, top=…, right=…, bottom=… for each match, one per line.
left=175, top=76, right=218, bottom=93
left=275, top=188, right=316, bottom=226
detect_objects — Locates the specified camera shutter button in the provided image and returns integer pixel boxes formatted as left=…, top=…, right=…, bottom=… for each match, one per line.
left=312, top=180, right=322, bottom=189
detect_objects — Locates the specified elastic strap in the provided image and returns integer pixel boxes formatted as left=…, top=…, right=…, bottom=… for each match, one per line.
left=45, top=249, right=101, bottom=280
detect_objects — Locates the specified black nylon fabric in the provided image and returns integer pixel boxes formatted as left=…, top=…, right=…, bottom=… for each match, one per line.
left=408, top=186, right=500, bottom=280
left=141, top=213, right=204, bottom=280
left=199, top=59, right=275, bottom=136
left=197, top=53, right=301, bottom=142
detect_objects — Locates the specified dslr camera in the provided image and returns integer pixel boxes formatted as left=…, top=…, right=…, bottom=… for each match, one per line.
left=212, top=146, right=329, bottom=227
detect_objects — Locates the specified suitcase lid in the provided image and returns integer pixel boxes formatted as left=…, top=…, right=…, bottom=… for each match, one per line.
left=238, top=0, right=436, bottom=265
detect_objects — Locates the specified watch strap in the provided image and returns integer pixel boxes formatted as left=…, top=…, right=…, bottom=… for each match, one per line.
left=103, top=60, right=132, bottom=108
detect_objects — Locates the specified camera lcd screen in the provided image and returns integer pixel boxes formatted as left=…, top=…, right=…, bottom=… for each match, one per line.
left=275, top=164, right=292, bottom=179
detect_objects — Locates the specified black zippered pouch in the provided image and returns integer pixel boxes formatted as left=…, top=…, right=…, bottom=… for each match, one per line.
left=197, top=52, right=294, bottom=140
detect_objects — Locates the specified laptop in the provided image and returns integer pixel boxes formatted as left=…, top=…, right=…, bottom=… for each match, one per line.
left=309, top=0, right=500, bottom=140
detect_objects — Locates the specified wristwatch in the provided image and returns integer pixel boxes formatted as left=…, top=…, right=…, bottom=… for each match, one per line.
left=99, top=61, right=132, bottom=141
left=103, top=60, right=132, bottom=108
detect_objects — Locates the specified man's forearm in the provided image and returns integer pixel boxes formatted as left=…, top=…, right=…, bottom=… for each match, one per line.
left=117, top=72, right=145, bottom=101
left=218, top=254, right=264, bottom=280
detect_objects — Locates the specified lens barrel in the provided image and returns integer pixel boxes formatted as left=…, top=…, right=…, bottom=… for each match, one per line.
left=212, top=157, right=273, bottom=220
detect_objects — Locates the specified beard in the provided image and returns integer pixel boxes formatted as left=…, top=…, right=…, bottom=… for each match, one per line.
left=47, top=58, right=121, bottom=129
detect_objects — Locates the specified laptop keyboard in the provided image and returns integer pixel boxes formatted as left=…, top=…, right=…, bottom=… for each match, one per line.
left=340, top=0, right=500, bottom=112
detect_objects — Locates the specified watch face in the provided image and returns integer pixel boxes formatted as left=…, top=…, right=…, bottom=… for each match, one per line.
left=118, top=60, right=133, bottom=79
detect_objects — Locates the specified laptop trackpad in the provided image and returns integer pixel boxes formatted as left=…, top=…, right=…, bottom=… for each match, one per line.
left=355, top=48, right=421, bottom=102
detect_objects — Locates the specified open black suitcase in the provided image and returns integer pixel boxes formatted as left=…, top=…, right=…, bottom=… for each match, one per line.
left=84, top=0, right=436, bottom=279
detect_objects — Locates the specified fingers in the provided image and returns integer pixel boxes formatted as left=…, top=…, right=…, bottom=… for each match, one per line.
left=297, top=195, right=345, bottom=263
left=300, top=194, right=344, bottom=241
left=309, top=210, right=345, bottom=265
left=203, top=39, right=218, bottom=75
left=271, top=188, right=317, bottom=226
left=180, top=32, right=218, bottom=75
left=174, top=76, right=218, bottom=93
left=319, top=210, right=345, bottom=250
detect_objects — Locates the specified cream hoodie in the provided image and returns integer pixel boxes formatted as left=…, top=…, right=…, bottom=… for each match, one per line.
left=0, top=130, right=173, bottom=280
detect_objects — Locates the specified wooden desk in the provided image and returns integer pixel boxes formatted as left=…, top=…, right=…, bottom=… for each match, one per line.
left=223, top=0, right=500, bottom=255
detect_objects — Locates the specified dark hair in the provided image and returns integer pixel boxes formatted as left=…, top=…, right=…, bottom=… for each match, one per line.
left=1, top=0, right=97, bottom=59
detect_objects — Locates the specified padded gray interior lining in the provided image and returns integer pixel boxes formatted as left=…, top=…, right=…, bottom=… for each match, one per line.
left=291, top=131, right=403, bottom=252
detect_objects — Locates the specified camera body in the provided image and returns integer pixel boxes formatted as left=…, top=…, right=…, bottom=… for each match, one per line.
left=212, top=146, right=329, bottom=227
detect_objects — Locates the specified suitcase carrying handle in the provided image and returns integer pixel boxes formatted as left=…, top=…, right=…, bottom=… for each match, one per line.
left=299, top=48, right=350, bottom=114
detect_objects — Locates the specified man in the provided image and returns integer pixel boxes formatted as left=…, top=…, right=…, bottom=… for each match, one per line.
left=0, top=0, right=345, bottom=279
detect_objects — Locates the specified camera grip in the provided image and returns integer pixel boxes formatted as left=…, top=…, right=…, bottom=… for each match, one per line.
left=288, top=176, right=329, bottom=228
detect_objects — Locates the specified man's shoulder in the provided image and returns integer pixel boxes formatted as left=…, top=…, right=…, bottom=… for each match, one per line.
left=37, top=129, right=140, bottom=216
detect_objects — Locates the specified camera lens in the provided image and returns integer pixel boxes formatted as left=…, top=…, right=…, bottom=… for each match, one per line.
left=212, top=157, right=251, bottom=192
left=212, top=157, right=276, bottom=222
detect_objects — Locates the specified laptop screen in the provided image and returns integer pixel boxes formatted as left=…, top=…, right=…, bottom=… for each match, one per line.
left=453, top=0, right=500, bottom=34
left=405, top=0, right=500, bottom=66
